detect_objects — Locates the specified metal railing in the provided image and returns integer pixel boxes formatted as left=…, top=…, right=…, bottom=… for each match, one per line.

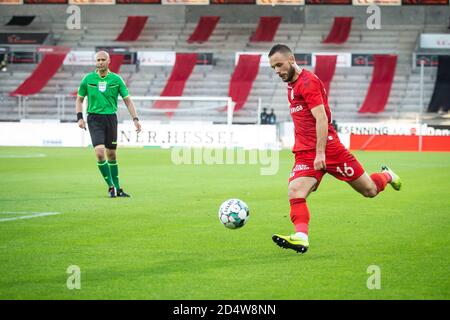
left=1, top=94, right=263, bottom=125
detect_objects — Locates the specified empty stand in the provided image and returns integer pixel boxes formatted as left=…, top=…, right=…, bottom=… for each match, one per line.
left=322, top=17, right=353, bottom=44
left=314, top=55, right=337, bottom=96
left=116, top=16, right=148, bottom=42
left=229, top=54, right=261, bottom=112
left=109, top=54, right=125, bottom=74
left=0, top=5, right=446, bottom=124
left=188, top=16, right=220, bottom=44
left=5, top=16, right=35, bottom=26
left=428, top=55, right=450, bottom=113
left=10, top=48, right=70, bottom=96
left=358, top=55, right=398, bottom=114
left=153, top=53, right=198, bottom=117
left=250, top=17, right=282, bottom=42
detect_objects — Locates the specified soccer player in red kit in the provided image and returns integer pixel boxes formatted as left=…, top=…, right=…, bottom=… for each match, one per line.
left=269, top=44, right=402, bottom=254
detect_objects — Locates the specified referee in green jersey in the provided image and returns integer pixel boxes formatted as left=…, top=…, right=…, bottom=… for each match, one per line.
left=76, top=51, right=141, bottom=198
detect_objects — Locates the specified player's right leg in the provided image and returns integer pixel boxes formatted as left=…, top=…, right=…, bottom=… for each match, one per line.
left=95, top=145, right=116, bottom=198
left=325, top=142, right=401, bottom=197
left=272, top=176, right=318, bottom=254
left=347, top=166, right=401, bottom=198
left=347, top=173, right=379, bottom=198
left=88, top=114, right=116, bottom=198
left=105, top=115, right=130, bottom=198
left=94, top=144, right=106, bottom=162
left=106, top=148, right=130, bottom=198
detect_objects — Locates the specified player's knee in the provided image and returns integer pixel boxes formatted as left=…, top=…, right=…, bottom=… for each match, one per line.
left=362, top=187, right=378, bottom=198
left=288, top=185, right=307, bottom=199
left=107, top=151, right=116, bottom=161
left=94, top=146, right=106, bottom=161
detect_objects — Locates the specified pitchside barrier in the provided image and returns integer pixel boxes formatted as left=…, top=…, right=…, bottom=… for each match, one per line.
left=0, top=95, right=277, bottom=148
left=3, top=119, right=449, bottom=151
left=2, top=96, right=449, bottom=151
left=0, top=121, right=279, bottom=149
left=280, top=122, right=450, bottom=152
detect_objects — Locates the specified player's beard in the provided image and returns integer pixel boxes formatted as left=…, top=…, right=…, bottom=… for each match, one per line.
left=284, top=64, right=296, bottom=83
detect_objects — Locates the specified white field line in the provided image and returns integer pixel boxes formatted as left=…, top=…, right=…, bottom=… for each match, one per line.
left=0, top=154, right=46, bottom=158
left=0, top=212, right=61, bottom=222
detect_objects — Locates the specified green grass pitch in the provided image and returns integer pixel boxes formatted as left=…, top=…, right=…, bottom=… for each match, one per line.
left=0, top=146, right=449, bottom=299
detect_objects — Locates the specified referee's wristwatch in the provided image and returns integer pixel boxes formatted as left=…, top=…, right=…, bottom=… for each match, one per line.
left=133, top=117, right=139, bottom=122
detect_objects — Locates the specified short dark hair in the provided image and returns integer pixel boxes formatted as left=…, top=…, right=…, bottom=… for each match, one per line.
left=268, top=44, right=293, bottom=58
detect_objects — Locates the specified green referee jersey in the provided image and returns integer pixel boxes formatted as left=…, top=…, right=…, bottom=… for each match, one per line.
left=77, top=70, right=129, bottom=114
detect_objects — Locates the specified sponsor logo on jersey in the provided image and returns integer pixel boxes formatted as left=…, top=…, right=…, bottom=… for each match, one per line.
left=293, top=164, right=310, bottom=172
left=98, top=81, right=107, bottom=93
left=290, top=105, right=303, bottom=114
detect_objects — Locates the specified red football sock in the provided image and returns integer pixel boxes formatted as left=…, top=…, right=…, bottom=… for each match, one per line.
left=370, top=172, right=391, bottom=193
left=289, top=198, right=310, bottom=235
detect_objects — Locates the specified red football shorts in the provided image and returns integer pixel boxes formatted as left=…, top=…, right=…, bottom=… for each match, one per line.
left=289, top=141, right=365, bottom=189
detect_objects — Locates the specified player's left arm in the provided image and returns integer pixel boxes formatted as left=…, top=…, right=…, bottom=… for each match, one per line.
left=311, top=105, right=328, bottom=170
left=301, top=75, right=328, bottom=171
left=118, top=76, right=141, bottom=133
left=123, top=96, right=141, bottom=133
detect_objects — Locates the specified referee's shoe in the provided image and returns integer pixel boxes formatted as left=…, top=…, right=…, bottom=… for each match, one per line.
left=117, top=188, right=131, bottom=197
left=108, top=186, right=117, bottom=198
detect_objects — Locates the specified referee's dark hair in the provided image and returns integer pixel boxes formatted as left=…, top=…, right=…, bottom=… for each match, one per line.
left=268, top=44, right=293, bottom=58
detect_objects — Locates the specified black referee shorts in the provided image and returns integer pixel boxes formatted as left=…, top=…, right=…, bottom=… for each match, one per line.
left=87, top=113, right=118, bottom=150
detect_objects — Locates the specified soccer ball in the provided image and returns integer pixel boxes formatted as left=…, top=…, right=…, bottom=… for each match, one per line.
left=218, top=199, right=249, bottom=229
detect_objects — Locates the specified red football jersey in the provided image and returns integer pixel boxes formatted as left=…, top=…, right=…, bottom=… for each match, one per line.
left=287, top=69, right=339, bottom=152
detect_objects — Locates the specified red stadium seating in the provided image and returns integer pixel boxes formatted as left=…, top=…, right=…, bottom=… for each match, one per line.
left=228, top=54, right=261, bottom=112
left=10, top=47, right=69, bottom=96
left=322, top=17, right=353, bottom=44
left=314, top=55, right=337, bottom=96
left=250, top=17, right=282, bottom=42
left=358, top=55, right=398, bottom=114
left=116, top=16, right=148, bottom=42
left=109, top=54, right=125, bottom=74
left=188, top=16, right=220, bottom=43
left=153, top=53, right=198, bottom=117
